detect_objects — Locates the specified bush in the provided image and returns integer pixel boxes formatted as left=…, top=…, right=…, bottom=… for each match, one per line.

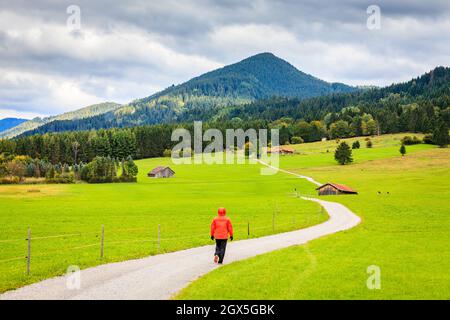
left=46, top=172, right=75, bottom=184
left=80, top=156, right=138, bottom=183
left=433, top=120, right=450, bottom=148
left=80, top=156, right=116, bottom=183
left=163, top=149, right=172, bottom=157
left=22, top=178, right=46, bottom=185
left=352, top=141, right=360, bottom=149
left=244, top=142, right=257, bottom=157
left=291, top=136, right=304, bottom=144
left=6, top=160, right=26, bottom=179
left=46, top=166, right=56, bottom=179
left=123, top=156, right=138, bottom=177
left=114, top=176, right=137, bottom=183
left=423, top=134, right=434, bottom=145
left=0, top=176, right=20, bottom=184
left=401, top=136, right=422, bottom=145
left=366, top=140, right=373, bottom=148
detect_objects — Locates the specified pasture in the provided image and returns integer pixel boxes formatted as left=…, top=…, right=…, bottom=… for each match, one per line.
left=176, top=135, right=450, bottom=299
left=0, top=156, right=323, bottom=293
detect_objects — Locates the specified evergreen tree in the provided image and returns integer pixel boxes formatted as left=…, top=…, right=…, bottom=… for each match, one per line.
left=124, top=156, right=138, bottom=177
left=400, top=144, right=406, bottom=156
left=433, top=119, right=449, bottom=147
left=334, top=142, right=353, bottom=165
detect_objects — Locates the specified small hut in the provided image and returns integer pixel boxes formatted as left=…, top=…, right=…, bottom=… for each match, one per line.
left=316, top=183, right=357, bottom=196
left=147, top=166, right=175, bottom=178
left=267, top=146, right=295, bottom=155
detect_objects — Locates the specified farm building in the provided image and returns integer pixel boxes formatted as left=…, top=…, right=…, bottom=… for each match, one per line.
left=316, top=183, right=358, bottom=196
left=147, top=166, right=175, bottom=178
left=267, top=146, right=295, bottom=154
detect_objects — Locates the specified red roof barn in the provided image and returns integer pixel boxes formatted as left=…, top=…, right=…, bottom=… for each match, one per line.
left=147, top=166, right=175, bottom=178
left=316, top=183, right=358, bottom=196
left=267, top=146, right=295, bottom=154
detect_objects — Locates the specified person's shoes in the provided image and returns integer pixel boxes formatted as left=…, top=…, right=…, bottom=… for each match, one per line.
left=214, top=255, right=219, bottom=263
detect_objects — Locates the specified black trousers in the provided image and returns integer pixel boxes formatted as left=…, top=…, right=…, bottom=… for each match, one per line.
left=215, top=239, right=228, bottom=263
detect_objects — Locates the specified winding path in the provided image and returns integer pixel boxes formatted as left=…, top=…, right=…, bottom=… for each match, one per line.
left=0, top=163, right=360, bottom=300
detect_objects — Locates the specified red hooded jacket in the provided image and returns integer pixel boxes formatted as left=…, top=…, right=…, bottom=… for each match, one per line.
left=210, top=207, right=233, bottom=240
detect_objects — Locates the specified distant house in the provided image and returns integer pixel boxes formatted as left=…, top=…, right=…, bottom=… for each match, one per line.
left=267, top=146, right=295, bottom=155
left=147, top=166, right=175, bottom=178
left=316, top=183, right=357, bottom=196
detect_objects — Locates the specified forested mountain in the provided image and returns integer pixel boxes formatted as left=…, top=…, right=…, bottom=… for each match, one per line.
left=19, top=53, right=356, bottom=135
left=213, top=66, right=450, bottom=125
left=147, top=52, right=355, bottom=100
left=0, top=118, right=27, bottom=133
left=5, top=66, right=448, bottom=165
left=0, top=102, right=121, bottom=138
left=21, top=65, right=450, bottom=139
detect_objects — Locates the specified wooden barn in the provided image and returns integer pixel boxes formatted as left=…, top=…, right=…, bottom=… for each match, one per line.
left=316, top=183, right=357, bottom=196
left=267, top=146, right=295, bottom=155
left=147, top=166, right=175, bottom=178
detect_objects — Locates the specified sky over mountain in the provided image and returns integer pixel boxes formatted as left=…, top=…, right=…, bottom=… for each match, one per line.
left=0, top=0, right=449, bottom=118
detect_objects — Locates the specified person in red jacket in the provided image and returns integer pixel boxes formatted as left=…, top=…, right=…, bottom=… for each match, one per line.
left=210, top=207, right=233, bottom=264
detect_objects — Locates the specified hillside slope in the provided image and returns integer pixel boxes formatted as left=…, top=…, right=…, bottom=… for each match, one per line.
left=146, top=52, right=354, bottom=101
left=0, top=118, right=28, bottom=133
left=1, top=102, right=121, bottom=138
left=20, top=53, right=356, bottom=135
left=212, top=66, right=450, bottom=123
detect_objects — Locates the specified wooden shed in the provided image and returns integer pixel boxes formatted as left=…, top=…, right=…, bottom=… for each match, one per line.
left=267, top=146, right=295, bottom=155
left=316, top=183, right=357, bottom=196
left=147, top=166, right=175, bottom=178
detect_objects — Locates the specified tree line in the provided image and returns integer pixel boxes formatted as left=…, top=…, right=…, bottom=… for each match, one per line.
left=1, top=67, right=449, bottom=163
left=0, top=153, right=138, bottom=184
left=1, top=107, right=448, bottom=166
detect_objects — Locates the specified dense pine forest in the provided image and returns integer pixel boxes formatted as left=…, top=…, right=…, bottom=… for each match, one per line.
left=1, top=66, right=448, bottom=165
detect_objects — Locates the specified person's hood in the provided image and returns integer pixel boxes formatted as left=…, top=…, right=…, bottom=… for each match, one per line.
left=218, top=207, right=226, bottom=216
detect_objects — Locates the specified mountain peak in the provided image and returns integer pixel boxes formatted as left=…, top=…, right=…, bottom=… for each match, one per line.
left=147, top=52, right=355, bottom=103
left=245, top=52, right=278, bottom=59
left=0, top=117, right=28, bottom=134
left=16, top=53, right=357, bottom=136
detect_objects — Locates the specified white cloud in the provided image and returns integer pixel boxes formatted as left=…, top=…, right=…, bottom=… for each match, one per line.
left=0, top=1, right=449, bottom=118
left=0, top=108, right=44, bottom=120
left=206, top=23, right=437, bottom=86
left=0, top=10, right=222, bottom=116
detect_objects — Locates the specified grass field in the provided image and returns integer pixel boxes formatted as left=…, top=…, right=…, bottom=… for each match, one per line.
left=1, top=132, right=445, bottom=297
left=176, top=135, right=450, bottom=299
left=0, top=156, right=324, bottom=293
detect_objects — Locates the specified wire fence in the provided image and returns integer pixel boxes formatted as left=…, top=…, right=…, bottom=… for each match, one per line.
left=0, top=207, right=325, bottom=274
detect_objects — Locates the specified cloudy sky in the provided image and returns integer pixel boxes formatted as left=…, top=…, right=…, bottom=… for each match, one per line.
left=0, top=0, right=449, bottom=119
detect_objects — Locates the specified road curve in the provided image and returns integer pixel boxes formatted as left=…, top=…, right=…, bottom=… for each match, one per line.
left=0, top=165, right=360, bottom=300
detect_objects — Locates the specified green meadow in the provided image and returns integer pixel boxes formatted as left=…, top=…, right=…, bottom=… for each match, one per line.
left=176, top=134, right=450, bottom=299
left=1, top=132, right=447, bottom=298
left=0, top=156, right=324, bottom=293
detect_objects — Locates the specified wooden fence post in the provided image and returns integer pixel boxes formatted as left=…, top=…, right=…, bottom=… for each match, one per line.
left=27, top=227, right=31, bottom=275
left=247, top=221, right=250, bottom=238
left=100, top=225, right=104, bottom=259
